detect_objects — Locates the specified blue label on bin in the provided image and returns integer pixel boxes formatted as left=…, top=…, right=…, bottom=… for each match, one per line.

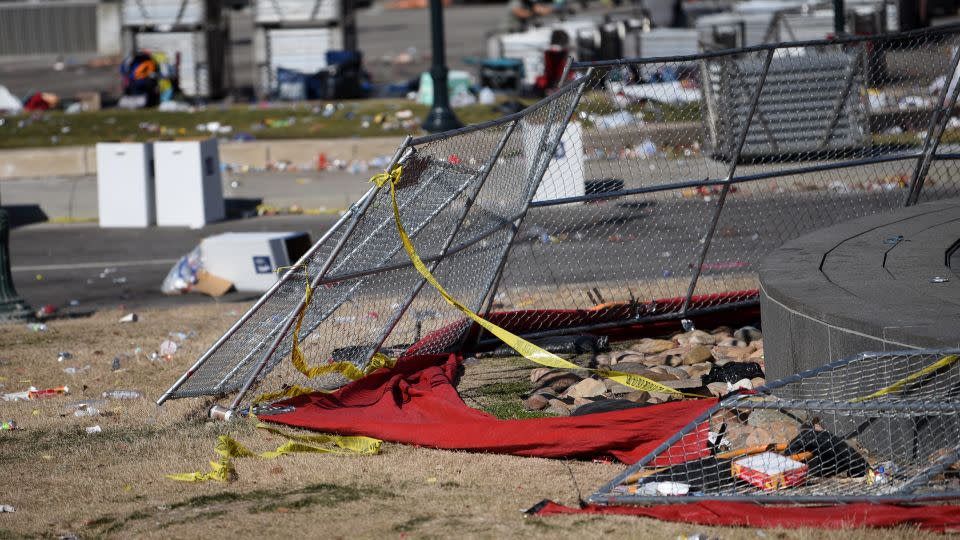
left=253, top=256, right=272, bottom=274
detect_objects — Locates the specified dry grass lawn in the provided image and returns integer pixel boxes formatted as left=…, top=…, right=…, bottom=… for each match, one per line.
left=0, top=304, right=948, bottom=539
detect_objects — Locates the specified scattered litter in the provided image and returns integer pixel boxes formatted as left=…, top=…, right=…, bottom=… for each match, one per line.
left=26, top=323, right=47, bottom=332
left=2, top=386, right=69, bottom=401
left=85, top=425, right=102, bottom=434
left=70, top=404, right=100, bottom=417
left=0, top=505, right=14, bottom=513
left=63, top=365, right=90, bottom=375
left=36, top=304, right=58, bottom=318
left=0, top=420, right=16, bottom=431
left=159, top=339, right=178, bottom=357
left=113, top=276, right=128, bottom=285
left=102, top=390, right=143, bottom=400
left=119, top=313, right=138, bottom=323
left=733, top=452, right=808, bottom=491
left=111, top=356, right=123, bottom=371
left=57, top=352, right=73, bottom=362
left=636, top=481, right=689, bottom=496
left=68, top=299, right=80, bottom=307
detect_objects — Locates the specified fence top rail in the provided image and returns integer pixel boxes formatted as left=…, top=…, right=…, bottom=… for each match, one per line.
left=407, top=75, right=583, bottom=147
left=570, top=22, right=960, bottom=69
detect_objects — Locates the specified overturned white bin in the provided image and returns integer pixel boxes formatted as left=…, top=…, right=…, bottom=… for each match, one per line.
left=201, top=232, right=312, bottom=292
left=96, top=142, right=155, bottom=228
left=154, top=139, right=225, bottom=228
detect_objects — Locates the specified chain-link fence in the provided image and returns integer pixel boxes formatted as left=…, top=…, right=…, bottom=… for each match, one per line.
left=591, top=349, right=960, bottom=503
left=159, top=25, right=960, bottom=412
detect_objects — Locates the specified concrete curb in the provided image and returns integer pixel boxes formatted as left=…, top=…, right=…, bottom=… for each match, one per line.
left=0, top=136, right=405, bottom=180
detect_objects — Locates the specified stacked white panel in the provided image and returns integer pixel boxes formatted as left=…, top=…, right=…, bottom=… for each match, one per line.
left=154, top=139, right=225, bottom=228
left=96, top=142, right=155, bottom=228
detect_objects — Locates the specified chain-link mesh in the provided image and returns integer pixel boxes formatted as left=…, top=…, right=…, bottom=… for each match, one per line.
left=160, top=81, right=583, bottom=406
left=591, top=349, right=960, bottom=504
left=160, top=25, right=960, bottom=410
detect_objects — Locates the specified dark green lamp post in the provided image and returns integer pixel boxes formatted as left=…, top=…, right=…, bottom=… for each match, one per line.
left=0, top=208, right=32, bottom=321
left=423, top=0, right=462, bottom=133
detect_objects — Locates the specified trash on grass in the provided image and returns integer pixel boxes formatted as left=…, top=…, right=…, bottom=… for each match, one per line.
left=85, top=425, right=102, bottom=434
left=119, top=313, right=138, bottom=323
left=102, top=390, right=143, bottom=400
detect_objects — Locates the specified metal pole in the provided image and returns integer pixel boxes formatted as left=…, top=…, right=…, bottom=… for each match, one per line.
left=423, top=0, right=462, bottom=132
left=362, top=120, right=520, bottom=363
left=905, top=45, right=960, bottom=206
left=0, top=208, right=32, bottom=322
left=833, top=0, right=845, bottom=37
left=681, top=48, right=775, bottom=317
left=226, top=137, right=412, bottom=412
left=156, top=192, right=368, bottom=404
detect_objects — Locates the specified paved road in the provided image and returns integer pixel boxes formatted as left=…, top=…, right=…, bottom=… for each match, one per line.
left=7, top=182, right=916, bottom=315
left=9, top=215, right=339, bottom=311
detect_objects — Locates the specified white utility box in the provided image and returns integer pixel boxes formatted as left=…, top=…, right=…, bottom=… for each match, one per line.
left=154, top=139, right=225, bottom=228
left=524, top=121, right=585, bottom=203
left=201, top=232, right=312, bottom=292
left=96, top=142, right=155, bottom=228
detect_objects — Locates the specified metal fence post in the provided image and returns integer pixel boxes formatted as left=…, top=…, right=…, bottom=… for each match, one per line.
left=680, top=48, right=775, bottom=318
left=905, top=45, right=960, bottom=206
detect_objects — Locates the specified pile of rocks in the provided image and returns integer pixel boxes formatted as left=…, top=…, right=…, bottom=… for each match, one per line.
left=523, top=325, right=765, bottom=416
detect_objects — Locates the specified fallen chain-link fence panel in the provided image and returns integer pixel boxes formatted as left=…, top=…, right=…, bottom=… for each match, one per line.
left=590, top=349, right=960, bottom=504
left=159, top=24, right=960, bottom=413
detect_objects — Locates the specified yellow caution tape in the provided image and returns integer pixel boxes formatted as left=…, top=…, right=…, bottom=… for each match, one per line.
left=166, top=424, right=382, bottom=482
left=283, top=264, right=397, bottom=383
left=371, top=167, right=686, bottom=397
left=851, top=354, right=959, bottom=403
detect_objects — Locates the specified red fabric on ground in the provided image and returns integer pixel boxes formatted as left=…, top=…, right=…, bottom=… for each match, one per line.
left=531, top=500, right=960, bottom=533
left=263, top=353, right=716, bottom=463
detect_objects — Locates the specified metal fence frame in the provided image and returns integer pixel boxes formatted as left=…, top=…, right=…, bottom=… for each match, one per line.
left=589, top=348, right=960, bottom=505
left=159, top=24, right=960, bottom=411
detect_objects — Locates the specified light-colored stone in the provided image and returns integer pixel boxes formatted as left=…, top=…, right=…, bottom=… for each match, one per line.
left=734, top=326, right=762, bottom=344
left=748, top=349, right=764, bottom=359
left=707, top=382, right=729, bottom=397
left=529, top=368, right=551, bottom=383
left=564, top=378, right=607, bottom=399
left=711, top=346, right=755, bottom=362
left=660, top=365, right=689, bottom=379
left=533, top=371, right=583, bottom=394
left=523, top=392, right=554, bottom=411
left=683, top=362, right=712, bottom=379
left=682, top=345, right=714, bottom=365
left=625, top=390, right=650, bottom=403
left=731, top=378, right=753, bottom=390
left=687, top=330, right=717, bottom=346
left=545, top=399, right=572, bottom=416
left=645, top=367, right=680, bottom=381
left=750, top=377, right=766, bottom=388
left=615, top=353, right=645, bottom=365
left=593, top=353, right=612, bottom=367
left=603, top=379, right=635, bottom=395
left=648, top=391, right=678, bottom=403
left=717, top=337, right=739, bottom=347
left=632, top=338, right=676, bottom=354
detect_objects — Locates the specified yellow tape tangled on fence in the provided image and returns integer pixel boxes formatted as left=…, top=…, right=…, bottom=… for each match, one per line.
left=166, top=423, right=382, bottom=482
left=851, top=354, right=959, bottom=403
left=370, top=167, right=686, bottom=397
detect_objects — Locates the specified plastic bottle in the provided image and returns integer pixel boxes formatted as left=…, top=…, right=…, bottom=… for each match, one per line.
left=101, top=390, right=143, bottom=400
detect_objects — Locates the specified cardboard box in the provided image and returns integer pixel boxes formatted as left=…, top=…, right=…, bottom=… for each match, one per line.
left=200, top=232, right=311, bottom=292
left=732, top=452, right=808, bottom=491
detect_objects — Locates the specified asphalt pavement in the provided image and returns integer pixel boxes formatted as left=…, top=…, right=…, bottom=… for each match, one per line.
left=9, top=214, right=339, bottom=312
